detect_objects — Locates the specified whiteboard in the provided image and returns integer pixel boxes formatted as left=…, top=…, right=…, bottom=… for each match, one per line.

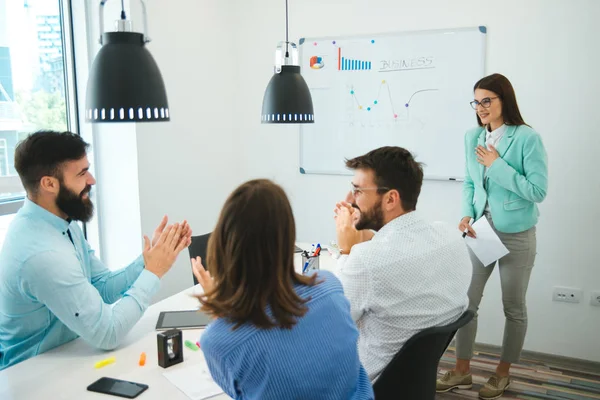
left=298, top=27, right=486, bottom=180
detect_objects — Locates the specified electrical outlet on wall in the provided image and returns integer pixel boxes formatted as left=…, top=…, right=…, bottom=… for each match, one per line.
left=590, top=291, right=600, bottom=307
left=552, top=287, right=582, bottom=304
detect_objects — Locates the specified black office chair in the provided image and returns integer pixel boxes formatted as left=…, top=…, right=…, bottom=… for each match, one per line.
left=372, top=310, right=474, bottom=400
left=188, top=233, right=211, bottom=285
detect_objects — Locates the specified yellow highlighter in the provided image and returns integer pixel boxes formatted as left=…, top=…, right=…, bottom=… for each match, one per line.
left=94, top=356, right=116, bottom=369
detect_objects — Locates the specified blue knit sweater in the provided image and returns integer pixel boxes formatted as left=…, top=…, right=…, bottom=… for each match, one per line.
left=199, top=270, right=374, bottom=399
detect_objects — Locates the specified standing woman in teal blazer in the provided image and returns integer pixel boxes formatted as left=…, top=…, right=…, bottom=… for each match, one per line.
left=437, top=73, right=548, bottom=400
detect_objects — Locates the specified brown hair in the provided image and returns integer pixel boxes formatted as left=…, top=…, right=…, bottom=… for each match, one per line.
left=345, top=146, right=424, bottom=211
left=197, top=179, right=317, bottom=329
left=14, top=131, right=89, bottom=195
left=474, top=73, right=528, bottom=127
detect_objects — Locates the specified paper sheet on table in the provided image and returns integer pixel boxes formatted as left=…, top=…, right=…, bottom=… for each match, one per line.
left=163, top=363, right=224, bottom=400
left=464, top=217, right=509, bottom=267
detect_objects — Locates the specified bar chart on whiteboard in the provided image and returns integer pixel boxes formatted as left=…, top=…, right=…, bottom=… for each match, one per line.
left=298, top=27, right=486, bottom=180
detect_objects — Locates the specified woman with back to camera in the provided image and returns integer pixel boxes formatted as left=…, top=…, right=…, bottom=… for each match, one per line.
left=191, top=179, right=374, bottom=400
left=436, top=73, right=548, bottom=400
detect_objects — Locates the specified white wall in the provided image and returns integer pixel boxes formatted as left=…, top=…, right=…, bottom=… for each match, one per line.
left=231, top=0, right=600, bottom=362
left=79, top=0, right=240, bottom=300
left=130, top=0, right=240, bottom=301
left=73, top=0, right=142, bottom=266
left=0, top=0, right=7, bottom=46
left=92, top=0, right=600, bottom=361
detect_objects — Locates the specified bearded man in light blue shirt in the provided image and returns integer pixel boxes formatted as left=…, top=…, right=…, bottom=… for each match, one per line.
left=0, top=131, right=191, bottom=370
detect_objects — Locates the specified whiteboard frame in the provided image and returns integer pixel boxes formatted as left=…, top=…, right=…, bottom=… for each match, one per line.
left=298, top=26, right=487, bottom=182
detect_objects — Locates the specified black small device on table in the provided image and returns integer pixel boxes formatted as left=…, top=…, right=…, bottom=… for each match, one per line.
left=157, top=328, right=184, bottom=368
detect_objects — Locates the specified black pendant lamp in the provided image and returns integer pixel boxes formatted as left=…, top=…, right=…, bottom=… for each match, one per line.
left=261, top=0, right=314, bottom=124
left=85, top=0, right=169, bottom=123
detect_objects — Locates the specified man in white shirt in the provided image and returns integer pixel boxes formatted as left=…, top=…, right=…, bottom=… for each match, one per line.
left=334, top=146, right=472, bottom=381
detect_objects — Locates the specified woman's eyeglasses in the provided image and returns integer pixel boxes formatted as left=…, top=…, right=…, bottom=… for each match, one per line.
left=470, top=96, right=499, bottom=110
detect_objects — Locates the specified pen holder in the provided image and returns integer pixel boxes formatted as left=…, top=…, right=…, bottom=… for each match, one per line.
left=302, top=254, right=320, bottom=274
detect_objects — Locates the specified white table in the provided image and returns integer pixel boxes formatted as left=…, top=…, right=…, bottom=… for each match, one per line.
left=0, top=243, right=337, bottom=400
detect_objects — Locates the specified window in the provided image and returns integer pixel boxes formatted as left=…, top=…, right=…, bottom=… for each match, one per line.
left=0, top=0, right=77, bottom=248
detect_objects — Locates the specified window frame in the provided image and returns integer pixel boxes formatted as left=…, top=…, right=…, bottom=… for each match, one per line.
left=0, top=0, right=80, bottom=217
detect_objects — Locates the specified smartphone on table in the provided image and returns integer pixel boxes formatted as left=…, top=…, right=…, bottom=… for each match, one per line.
left=87, top=377, right=148, bottom=398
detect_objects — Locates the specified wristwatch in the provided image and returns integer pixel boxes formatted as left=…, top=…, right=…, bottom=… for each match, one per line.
left=328, top=242, right=346, bottom=258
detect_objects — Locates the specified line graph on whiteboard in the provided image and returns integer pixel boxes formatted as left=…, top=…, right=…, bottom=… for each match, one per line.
left=343, top=80, right=439, bottom=131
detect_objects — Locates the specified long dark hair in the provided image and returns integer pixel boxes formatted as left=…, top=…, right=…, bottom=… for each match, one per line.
left=197, top=179, right=317, bottom=329
left=474, top=73, right=528, bottom=127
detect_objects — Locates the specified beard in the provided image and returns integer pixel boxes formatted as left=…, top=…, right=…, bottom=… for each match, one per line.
left=56, top=182, right=94, bottom=223
left=354, top=200, right=385, bottom=231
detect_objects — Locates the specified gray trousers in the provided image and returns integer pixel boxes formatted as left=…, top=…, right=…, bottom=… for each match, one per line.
left=455, top=213, right=537, bottom=364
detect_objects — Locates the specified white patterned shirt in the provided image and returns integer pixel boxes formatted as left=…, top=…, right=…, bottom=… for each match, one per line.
left=335, top=211, right=471, bottom=381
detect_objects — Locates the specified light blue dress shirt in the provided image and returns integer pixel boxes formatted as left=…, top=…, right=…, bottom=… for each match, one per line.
left=0, top=199, right=160, bottom=370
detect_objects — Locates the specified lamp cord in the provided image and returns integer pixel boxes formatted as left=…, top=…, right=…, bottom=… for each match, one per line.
left=120, top=0, right=126, bottom=19
left=285, top=0, right=289, bottom=58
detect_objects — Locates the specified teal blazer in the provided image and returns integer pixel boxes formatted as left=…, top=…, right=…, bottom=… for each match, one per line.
left=462, top=124, right=548, bottom=233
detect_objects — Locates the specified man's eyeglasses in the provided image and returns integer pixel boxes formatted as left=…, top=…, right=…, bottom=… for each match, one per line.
left=350, top=183, right=390, bottom=197
left=470, top=96, right=499, bottom=110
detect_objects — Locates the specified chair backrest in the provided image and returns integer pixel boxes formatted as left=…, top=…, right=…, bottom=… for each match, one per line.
left=188, top=233, right=211, bottom=286
left=372, top=310, right=474, bottom=400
